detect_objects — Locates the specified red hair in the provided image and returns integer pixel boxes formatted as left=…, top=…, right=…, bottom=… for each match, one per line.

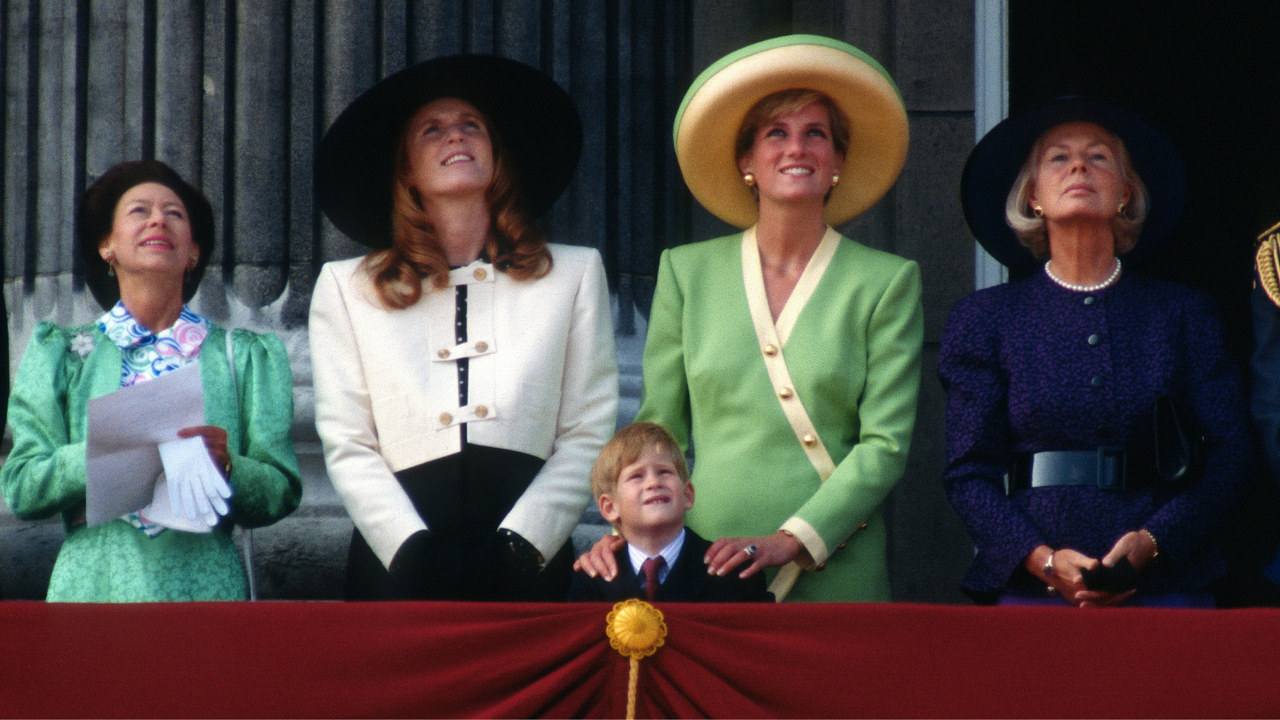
left=362, top=106, right=552, bottom=309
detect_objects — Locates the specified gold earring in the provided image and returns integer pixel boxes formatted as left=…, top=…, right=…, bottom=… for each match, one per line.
left=1033, top=205, right=1044, bottom=218
left=1117, top=202, right=1126, bottom=216
left=743, top=173, right=755, bottom=187
left=831, top=175, right=840, bottom=186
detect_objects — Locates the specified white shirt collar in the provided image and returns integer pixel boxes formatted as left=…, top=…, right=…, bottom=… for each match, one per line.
left=627, top=527, right=686, bottom=585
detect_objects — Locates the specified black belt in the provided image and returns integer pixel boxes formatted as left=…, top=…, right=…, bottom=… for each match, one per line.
left=1007, top=446, right=1139, bottom=494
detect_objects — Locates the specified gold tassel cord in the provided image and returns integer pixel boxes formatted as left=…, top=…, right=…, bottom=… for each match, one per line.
left=628, top=657, right=640, bottom=719
left=606, top=599, right=667, bottom=720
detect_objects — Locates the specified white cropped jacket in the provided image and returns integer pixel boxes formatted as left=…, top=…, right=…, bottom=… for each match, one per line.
left=310, top=244, right=619, bottom=567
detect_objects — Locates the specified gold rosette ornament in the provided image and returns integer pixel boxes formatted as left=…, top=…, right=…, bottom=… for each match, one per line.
left=606, top=599, right=667, bottom=720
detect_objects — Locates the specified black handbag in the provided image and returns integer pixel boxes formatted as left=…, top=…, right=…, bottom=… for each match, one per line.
left=1153, top=394, right=1205, bottom=485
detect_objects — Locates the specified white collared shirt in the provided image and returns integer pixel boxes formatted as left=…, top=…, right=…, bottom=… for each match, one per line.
left=627, top=528, right=686, bottom=586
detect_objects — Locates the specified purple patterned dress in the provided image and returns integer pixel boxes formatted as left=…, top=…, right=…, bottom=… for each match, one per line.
left=939, top=270, right=1250, bottom=601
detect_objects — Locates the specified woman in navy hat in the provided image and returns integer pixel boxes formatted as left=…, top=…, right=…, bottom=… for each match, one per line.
left=940, top=98, right=1250, bottom=606
left=309, top=56, right=618, bottom=600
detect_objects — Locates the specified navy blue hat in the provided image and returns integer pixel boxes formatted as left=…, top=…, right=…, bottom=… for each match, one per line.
left=315, top=54, right=582, bottom=249
left=961, top=97, right=1186, bottom=274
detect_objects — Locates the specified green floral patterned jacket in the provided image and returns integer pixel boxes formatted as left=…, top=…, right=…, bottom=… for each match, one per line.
left=2, top=322, right=301, bottom=601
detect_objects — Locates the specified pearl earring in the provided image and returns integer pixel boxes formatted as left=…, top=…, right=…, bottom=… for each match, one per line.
left=831, top=175, right=840, bottom=186
left=743, top=173, right=755, bottom=187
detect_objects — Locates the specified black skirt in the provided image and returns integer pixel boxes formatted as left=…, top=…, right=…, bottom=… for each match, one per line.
left=344, top=445, right=574, bottom=601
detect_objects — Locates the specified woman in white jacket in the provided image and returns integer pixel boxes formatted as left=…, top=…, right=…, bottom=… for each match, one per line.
left=310, top=54, right=618, bottom=600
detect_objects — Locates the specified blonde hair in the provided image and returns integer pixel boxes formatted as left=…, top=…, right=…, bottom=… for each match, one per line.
left=362, top=104, right=552, bottom=309
left=1005, top=123, right=1149, bottom=260
left=590, top=422, right=689, bottom=502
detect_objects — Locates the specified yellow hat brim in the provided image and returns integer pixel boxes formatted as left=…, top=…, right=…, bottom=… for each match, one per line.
left=674, top=35, right=908, bottom=228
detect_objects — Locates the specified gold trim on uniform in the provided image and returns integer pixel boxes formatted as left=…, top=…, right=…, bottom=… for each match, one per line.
left=1256, top=220, right=1280, bottom=309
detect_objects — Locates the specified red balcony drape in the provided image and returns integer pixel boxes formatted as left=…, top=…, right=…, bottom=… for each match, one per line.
left=2, top=601, right=1278, bottom=718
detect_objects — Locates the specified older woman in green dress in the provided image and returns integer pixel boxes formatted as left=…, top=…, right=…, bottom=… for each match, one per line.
left=577, top=35, right=921, bottom=601
left=2, top=160, right=300, bottom=601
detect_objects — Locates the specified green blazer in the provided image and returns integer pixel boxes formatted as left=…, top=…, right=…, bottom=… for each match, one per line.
left=636, top=232, right=922, bottom=601
left=2, top=322, right=301, bottom=601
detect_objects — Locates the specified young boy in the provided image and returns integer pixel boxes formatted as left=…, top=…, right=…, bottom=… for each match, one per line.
left=568, top=422, right=773, bottom=602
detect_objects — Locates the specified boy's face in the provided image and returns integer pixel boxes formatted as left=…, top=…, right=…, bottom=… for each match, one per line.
left=599, top=446, right=694, bottom=534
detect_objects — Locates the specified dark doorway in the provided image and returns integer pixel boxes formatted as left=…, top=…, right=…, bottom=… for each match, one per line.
left=1011, top=1, right=1280, bottom=604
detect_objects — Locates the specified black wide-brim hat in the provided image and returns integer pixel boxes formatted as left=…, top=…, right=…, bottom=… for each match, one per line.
left=961, top=96, right=1186, bottom=274
left=315, top=54, right=582, bottom=248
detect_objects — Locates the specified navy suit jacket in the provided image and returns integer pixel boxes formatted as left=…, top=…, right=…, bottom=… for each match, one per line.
left=567, top=528, right=773, bottom=602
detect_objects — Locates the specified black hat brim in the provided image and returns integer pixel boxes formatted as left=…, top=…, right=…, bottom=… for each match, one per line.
left=961, top=97, right=1186, bottom=274
left=315, top=55, right=582, bottom=249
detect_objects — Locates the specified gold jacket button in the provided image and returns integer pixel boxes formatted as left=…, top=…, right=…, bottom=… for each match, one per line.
left=475, top=405, right=489, bottom=419
left=437, top=348, right=451, bottom=359
left=763, top=344, right=778, bottom=356
left=439, top=412, right=453, bottom=426
left=473, top=267, right=487, bottom=281
left=779, top=387, right=794, bottom=400
left=474, top=341, right=488, bottom=353
left=802, top=434, right=817, bottom=447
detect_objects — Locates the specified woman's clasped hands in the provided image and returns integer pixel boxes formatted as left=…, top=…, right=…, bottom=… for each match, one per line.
left=1031, top=530, right=1158, bottom=607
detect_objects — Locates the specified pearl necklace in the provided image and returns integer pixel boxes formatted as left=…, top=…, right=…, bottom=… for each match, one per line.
left=1044, top=259, right=1122, bottom=292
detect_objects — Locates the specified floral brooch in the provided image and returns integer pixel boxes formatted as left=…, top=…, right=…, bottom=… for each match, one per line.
left=69, top=332, right=95, bottom=360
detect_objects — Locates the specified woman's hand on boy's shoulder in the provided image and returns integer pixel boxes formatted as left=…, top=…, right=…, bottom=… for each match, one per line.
left=574, top=533, right=626, bottom=580
left=705, top=530, right=806, bottom=578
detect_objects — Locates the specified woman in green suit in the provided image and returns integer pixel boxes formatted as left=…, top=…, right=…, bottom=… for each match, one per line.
left=576, top=35, right=921, bottom=601
left=2, top=160, right=301, bottom=601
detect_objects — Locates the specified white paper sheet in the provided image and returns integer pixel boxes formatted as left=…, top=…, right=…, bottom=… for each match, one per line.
left=85, top=362, right=206, bottom=526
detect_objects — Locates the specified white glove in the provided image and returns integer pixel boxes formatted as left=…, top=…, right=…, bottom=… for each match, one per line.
left=158, top=436, right=233, bottom=527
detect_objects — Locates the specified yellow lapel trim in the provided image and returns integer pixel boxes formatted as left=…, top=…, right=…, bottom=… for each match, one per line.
left=740, top=226, right=842, bottom=602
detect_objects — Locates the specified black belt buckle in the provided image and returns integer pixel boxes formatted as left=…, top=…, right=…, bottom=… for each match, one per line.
left=1097, top=445, right=1126, bottom=490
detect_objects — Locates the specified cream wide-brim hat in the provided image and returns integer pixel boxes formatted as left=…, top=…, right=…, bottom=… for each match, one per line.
left=674, top=34, right=909, bottom=229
